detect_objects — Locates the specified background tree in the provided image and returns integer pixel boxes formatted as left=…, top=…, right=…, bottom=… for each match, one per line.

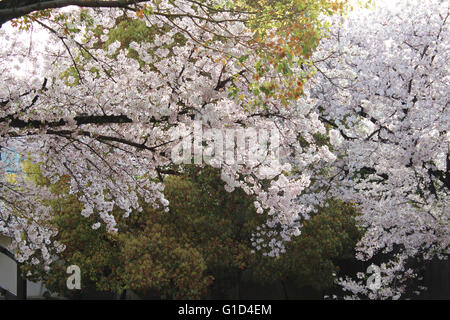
left=21, top=162, right=361, bottom=299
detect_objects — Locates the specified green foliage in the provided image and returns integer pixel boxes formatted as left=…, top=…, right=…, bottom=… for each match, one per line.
left=246, top=200, right=362, bottom=291
left=22, top=163, right=361, bottom=298
left=235, top=0, right=348, bottom=105
left=22, top=163, right=212, bottom=299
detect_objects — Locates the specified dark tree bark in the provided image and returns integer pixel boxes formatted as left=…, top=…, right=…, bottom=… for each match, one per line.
left=0, top=0, right=145, bottom=28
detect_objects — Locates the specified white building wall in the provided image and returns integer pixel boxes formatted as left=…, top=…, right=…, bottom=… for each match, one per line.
left=0, top=234, right=50, bottom=299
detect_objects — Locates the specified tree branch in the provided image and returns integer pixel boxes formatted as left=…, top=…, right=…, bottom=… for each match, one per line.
left=0, top=0, right=146, bottom=27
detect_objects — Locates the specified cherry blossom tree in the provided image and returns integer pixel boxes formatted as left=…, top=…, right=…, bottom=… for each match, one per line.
left=299, top=0, right=449, bottom=298
left=0, top=0, right=344, bottom=267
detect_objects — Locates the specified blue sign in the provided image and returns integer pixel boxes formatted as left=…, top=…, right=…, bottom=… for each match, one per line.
left=0, top=148, right=21, bottom=174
